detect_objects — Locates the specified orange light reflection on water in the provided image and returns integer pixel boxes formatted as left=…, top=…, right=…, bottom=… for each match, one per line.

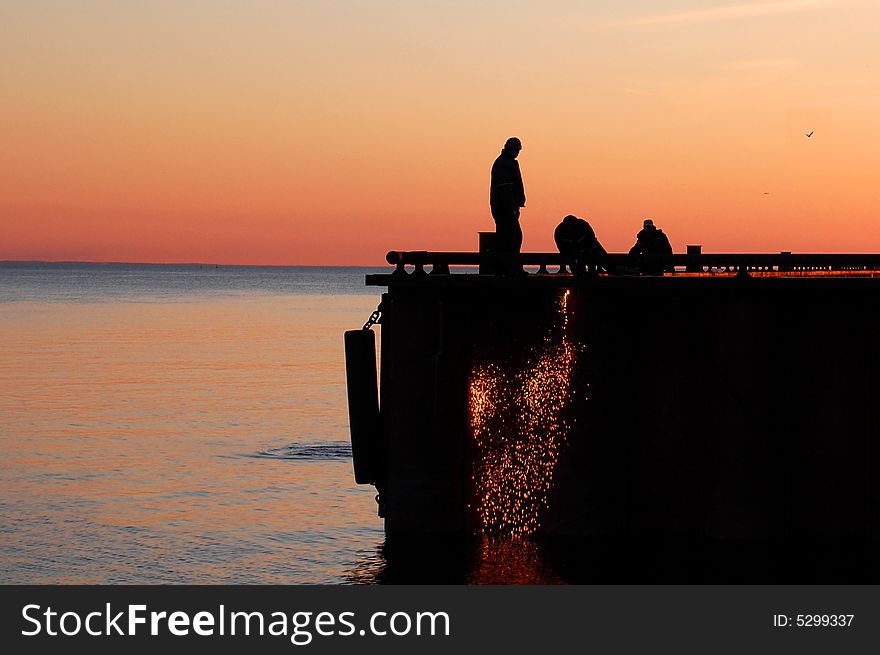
left=0, top=294, right=382, bottom=583
left=466, top=535, right=564, bottom=585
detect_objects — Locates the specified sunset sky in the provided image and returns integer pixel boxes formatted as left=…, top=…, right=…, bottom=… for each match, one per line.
left=2, top=0, right=879, bottom=264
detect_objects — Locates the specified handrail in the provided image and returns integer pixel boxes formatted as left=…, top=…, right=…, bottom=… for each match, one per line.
left=383, top=250, right=880, bottom=276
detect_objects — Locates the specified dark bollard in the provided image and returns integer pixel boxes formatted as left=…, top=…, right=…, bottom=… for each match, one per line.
left=386, top=251, right=408, bottom=276
left=686, top=245, right=702, bottom=273
left=478, top=232, right=497, bottom=275
left=779, top=251, right=792, bottom=273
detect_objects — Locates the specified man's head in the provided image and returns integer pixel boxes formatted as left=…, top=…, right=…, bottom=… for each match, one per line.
left=643, top=218, right=655, bottom=230
left=503, top=137, right=522, bottom=157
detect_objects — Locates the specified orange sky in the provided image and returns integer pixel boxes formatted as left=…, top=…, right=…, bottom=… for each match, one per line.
left=2, top=1, right=879, bottom=264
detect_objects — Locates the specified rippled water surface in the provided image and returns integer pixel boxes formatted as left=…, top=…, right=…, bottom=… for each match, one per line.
left=0, top=263, right=387, bottom=583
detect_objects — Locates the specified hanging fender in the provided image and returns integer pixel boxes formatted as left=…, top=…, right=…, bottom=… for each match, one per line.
left=344, top=328, right=379, bottom=484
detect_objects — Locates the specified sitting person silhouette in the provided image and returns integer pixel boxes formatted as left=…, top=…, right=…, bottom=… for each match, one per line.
left=554, top=215, right=607, bottom=274
left=628, top=218, right=673, bottom=275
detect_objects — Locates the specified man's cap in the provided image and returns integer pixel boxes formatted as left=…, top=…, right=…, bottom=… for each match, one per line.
left=643, top=219, right=654, bottom=228
left=504, top=137, right=522, bottom=151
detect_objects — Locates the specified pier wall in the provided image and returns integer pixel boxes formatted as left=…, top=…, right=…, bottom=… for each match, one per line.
left=373, top=276, right=880, bottom=542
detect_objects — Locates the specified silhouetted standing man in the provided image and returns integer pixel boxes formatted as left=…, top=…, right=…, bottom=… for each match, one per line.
left=490, top=137, right=526, bottom=254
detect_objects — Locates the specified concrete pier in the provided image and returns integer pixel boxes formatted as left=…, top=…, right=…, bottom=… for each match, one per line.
left=360, top=253, right=880, bottom=556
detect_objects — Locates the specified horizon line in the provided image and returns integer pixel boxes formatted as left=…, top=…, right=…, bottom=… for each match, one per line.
left=0, top=259, right=388, bottom=268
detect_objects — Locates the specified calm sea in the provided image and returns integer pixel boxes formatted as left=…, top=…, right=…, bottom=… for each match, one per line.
left=0, top=262, right=389, bottom=584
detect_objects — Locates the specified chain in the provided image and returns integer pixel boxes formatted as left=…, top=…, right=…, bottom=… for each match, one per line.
left=362, top=306, right=382, bottom=330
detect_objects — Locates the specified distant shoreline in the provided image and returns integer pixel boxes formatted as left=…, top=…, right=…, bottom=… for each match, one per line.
left=0, top=260, right=384, bottom=269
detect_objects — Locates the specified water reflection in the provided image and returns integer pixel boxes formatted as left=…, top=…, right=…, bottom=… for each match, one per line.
left=467, top=536, right=564, bottom=584
left=0, top=292, right=383, bottom=583
left=346, top=535, right=563, bottom=585
left=346, top=533, right=880, bottom=584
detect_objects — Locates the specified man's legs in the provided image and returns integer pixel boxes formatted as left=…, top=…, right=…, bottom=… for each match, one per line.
left=492, top=206, right=522, bottom=252
left=491, top=205, right=515, bottom=252
left=491, top=206, right=524, bottom=274
left=510, top=208, right=522, bottom=253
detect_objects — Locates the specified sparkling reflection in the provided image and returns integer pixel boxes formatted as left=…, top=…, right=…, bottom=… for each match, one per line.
left=466, top=535, right=563, bottom=584
left=345, top=535, right=563, bottom=585
left=469, top=291, right=581, bottom=535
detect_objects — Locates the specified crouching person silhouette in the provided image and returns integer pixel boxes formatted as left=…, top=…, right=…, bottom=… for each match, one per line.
left=554, top=215, right=608, bottom=274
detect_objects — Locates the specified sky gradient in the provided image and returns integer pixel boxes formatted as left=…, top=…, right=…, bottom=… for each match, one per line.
left=2, top=0, right=879, bottom=264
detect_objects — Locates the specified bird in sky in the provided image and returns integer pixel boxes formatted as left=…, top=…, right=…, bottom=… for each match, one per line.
left=806, top=131, right=814, bottom=137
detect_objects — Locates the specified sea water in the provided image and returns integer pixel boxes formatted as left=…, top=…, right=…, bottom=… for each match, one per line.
left=0, top=263, right=387, bottom=583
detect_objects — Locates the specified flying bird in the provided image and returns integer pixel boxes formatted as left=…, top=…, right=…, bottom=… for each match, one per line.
left=806, top=131, right=813, bottom=137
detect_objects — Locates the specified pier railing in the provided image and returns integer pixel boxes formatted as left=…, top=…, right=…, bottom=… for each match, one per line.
left=385, top=250, right=880, bottom=277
